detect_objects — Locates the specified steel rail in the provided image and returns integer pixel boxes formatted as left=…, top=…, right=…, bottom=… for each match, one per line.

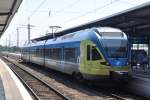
left=9, top=66, right=40, bottom=100
left=3, top=57, right=70, bottom=100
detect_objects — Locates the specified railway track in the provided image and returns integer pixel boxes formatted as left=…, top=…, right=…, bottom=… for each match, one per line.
left=2, top=56, right=145, bottom=100
left=3, top=57, right=69, bottom=100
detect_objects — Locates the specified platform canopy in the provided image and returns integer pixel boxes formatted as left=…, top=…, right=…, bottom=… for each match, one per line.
left=0, top=0, right=22, bottom=37
left=33, top=1, right=150, bottom=41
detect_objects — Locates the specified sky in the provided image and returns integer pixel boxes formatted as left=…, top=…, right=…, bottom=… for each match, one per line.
left=0, top=0, right=150, bottom=46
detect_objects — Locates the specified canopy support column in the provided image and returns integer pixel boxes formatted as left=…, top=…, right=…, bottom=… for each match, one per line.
left=148, top=35, right=150, bottom=70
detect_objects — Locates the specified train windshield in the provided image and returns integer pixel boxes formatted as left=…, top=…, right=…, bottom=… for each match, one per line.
left=101, top=39, right=127, bottom=58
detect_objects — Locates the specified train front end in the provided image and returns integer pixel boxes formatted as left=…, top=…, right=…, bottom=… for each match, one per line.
left=97, top=28, right=129, bottom=79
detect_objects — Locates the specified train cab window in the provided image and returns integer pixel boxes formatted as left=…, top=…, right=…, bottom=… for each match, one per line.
left=87, top=45, right=102, bottom=60
left=65, top=48, right=77, bottom=63
left=87, top=45, right=91, bottom=60
left=92, top=46, right=102, bottom=60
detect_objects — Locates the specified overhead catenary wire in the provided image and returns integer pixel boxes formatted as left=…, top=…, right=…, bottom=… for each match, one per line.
left=26, top=0, right=135, bottom=27
left=119, top=0, right=136, bottom=6
left=57, top=0, right=81, bottom=12
left=49, top=0, right=81, bottom=17
left=63, top=0, right=121, bottom=24
left=29, top=0, right=136, bottom=26
left=29, top=0, right=47, bottom=18
left=23, top=0, right=47, bottom=44
left=37, top=0, right=122, bottom=34
left=38, top=0, right=81, bottom=28
left=14, top=0, right=47, bottom=42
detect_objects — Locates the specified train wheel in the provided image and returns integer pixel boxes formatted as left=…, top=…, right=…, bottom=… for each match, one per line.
left=109, top=71, right=114, bottom=80
left=75, top=73, right=85, bottom=83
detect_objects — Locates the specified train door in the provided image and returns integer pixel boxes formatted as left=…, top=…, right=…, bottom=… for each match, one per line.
left=58, top=46, right=65, bottom=72
left=80, top=40, right=107, bottom=75
left=86, top=45, right=102, bottom=67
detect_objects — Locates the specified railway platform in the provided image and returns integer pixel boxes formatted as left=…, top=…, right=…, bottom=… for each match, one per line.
left=0, top=59, right=32, bottom=100
left=124, top=67, right=150, bottom=98
left=131, top=66, right=150, bottom=78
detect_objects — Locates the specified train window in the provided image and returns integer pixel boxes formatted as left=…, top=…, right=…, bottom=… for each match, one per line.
left=30, top=49, right=33, bottom=56
left=36, top=48, right=39, bottom=56
left=92, top=46, right=102, bottom=60
left=40, top=49, right=44, bottom=57
left=45, top=48, right=61, bottom=60
left=25, top=48, right=28, bottom=54
left=65, top=48, right=76, bottom=63
left=44, top=49, right=49, bottom=58
left=52, top=48, right=61, bottom=60
left=22, top=49, right=24, bottom=54
left=87, top=45, right=91, bottom=60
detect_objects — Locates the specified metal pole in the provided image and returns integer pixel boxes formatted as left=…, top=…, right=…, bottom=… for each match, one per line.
left=9, top=34, right=11, bottom=47
left=9, top=34, right=11, bottom=52
left=16, top=28, right=19, bottom=47
left=128, top=34, right=132, bottom=71
left=6, top=38, right=7, bottom=47
left=28, top=17, right=31, bottom=44
left=28, top=23, right=30, bottom=44
left=52, top=27, right=54, bottom=38
left=6, top=38, right=7, bottom=51
left=148, top=35, right=150, bottom=70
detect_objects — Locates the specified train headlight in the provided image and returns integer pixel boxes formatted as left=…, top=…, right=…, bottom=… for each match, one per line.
left=100, top=61, right=110, bottom=66
left=106, top=62, right=110, bottom=66
left=115, top=71, right=128, bottom=75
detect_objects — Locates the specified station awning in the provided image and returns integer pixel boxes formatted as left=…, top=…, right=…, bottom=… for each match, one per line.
left=0, top=0, right=22, bottom=37
left=59, top=1, right=150, bottom=36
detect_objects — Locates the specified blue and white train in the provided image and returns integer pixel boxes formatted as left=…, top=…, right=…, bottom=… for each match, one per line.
left=21, top=27, right=129, bottom=80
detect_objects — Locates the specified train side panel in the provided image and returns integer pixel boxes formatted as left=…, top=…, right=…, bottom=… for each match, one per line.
left=29, top=45, right=45, bottom=66
left=21, top=47, right=30, bottom=62
left=44, top=42, right=80, bottom=75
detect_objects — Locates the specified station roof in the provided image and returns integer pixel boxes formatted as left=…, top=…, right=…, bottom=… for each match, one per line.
left=33, top=1, right=150, bottom=41
left=0, top=0, right=22, bottom=37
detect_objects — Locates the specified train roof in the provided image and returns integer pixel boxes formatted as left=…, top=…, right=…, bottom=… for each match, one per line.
left=21, top=27, right=127, bottom=48
left=29, top=27, right=126, bottom=47
left=30, top=40, right=45, bottom=47
left=32, top=27, right=122, bottom=41
left=96, top=27, right=122, bottom=33
left=96, top=27, right=126, bottom=39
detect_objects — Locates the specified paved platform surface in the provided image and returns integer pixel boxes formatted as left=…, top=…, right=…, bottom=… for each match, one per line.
left=0, top=59, right=32, bottom=100
left=131, top=66, right=150, bottom=78
left=0, top=75, right=5, bottom=100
